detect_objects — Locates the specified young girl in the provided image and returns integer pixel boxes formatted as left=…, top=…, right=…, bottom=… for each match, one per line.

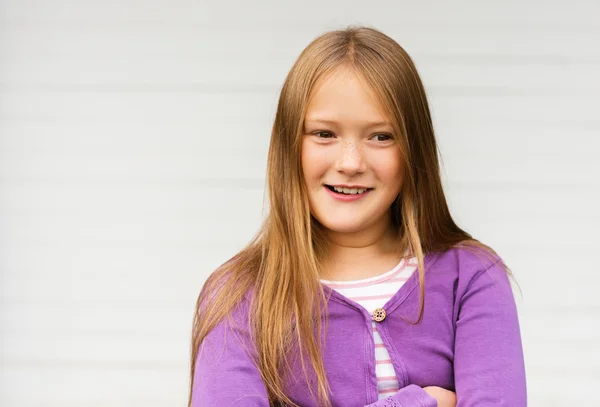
left=187, top=26, right=527, bottom=407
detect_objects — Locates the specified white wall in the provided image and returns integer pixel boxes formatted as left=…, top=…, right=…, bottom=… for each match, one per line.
left=1, top=1, right=599, bottom=406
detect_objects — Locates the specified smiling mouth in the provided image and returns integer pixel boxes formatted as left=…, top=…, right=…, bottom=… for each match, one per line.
left=325, top=185, right=374, bottom=195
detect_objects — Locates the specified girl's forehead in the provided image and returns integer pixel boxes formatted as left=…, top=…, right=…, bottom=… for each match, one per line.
left=310, top=66, right=369, bottom=96
left=305, top=69, right=391, bottom=126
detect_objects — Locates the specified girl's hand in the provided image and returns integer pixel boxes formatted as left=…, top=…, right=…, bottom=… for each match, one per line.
left=423, top=386, right=456, bottom=407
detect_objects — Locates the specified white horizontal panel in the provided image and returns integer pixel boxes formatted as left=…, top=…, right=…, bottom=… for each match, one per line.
left=1, top=147, right=597, bottom=185
left=0, top=245, right=235, bottom=280
left=0, top=121, right=273, bottom=155
left=0, top=295, right=596, bottom=400
left=0, top=245, right=236, bottom=307
left=524, top=339, right=600, bottom=373
left=526, top=374, right=599, bottom=406
left=0, top=297, right=196, bottom=338
left=0, top=364, right=187, bottom=406
left=0, top=212, right=262, bottom=250
left=0, top=150, right=268, bottom=180
left=436, top=123, right=600, bottom=156
left=1, top=91, right=595, bottom=127
left=506, top=253, right=599, bottom=282
left=0, top=260, right=211, bottom=306
left=0, top=210, right=597, bottom=252
left=0, top=245, right=227, bottom=305
left=1, top=121, right=598, bottom=157
left=1, top=30, right=599, bottom=89
left=520, top=308, right=600, bottom=344
left=1, top=289, right=596, bottom=364
left=1, top=330, right=189, bottom=365
left=418, top=61, right=600, bottom=94
left=1, top=0, right=599, bottom=26
left=0, top=219, right=597, bottom=309
left=0, top=209, right=595, bottom=246
left=0, top=294, right=595, bottom=346
left=0, top=183, right=266, bottom=214
left=0, top=52, right=291, bottom=89
left=446, top=186, right=600, bottom=221
left=1, top=276, right=595, bottom=344
left=11, top=244, right=598, bottom=307
left=1, top=182, right=597, bottom=226
left=505, top=255, right=600, bottom=308
left=455, top=219, right=598, bottom=253
left=3, top=59, right=599, bottom=95
left=0, top=178, right=595, bottom=216
left=442, top=153, right=599, bottom=184
left=0, top=90, right=278, bottom=122
left=428, top=93, right=599, bottom=125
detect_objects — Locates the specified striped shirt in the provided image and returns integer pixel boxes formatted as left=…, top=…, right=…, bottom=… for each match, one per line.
left=320, top=255, right=418, bottom=399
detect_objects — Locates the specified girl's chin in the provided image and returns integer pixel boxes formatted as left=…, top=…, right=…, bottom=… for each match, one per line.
left=320, top=221, right=368, bottom=235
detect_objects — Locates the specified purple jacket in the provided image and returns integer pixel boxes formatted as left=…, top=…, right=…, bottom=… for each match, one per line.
left=191, top=247, right=527, bottom=406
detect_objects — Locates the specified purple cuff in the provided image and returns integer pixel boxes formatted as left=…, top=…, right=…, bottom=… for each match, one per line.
left=365, top=384, right=437, bottom=407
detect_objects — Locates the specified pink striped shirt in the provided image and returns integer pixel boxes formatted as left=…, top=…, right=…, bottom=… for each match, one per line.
left=320, top=255, right=418, bottom=399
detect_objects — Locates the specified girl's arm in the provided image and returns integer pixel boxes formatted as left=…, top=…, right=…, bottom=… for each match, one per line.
left=190, top=300, right=270, bottom=406
left=367, top=257, right=527, bottom=407
left=452, top=258, right=527, bottom=406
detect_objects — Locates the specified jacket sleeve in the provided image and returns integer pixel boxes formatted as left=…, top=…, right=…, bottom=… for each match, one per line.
left=364, top=384, right=437, bottom=406
left=366, top=257, right=527, bottom=407
left=190, top=300, right=270, bottom=407
left=453, top=258, right=527, bottom=406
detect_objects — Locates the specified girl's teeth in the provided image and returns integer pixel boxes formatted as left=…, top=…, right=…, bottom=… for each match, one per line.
left=332, top=186, right=368, bottom=195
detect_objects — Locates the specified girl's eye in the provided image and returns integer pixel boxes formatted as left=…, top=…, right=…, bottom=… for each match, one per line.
left=309, top=131, right=393, bottom=141
left=372, top=133, right=393, bottom=142
left=314, top=131, right=334, bottom=139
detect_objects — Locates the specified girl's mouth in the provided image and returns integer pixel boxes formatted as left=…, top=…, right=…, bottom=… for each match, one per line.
left=325, top=185, right=373, bottom=195
left=324, top=185, right=373, bottom=201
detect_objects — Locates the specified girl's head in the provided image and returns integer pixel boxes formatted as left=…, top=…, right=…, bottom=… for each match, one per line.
left=190, top=26, right=486, bottom=407
left=302, top=65, right=404, bottom=244
left=268, top=25, right=445, bottom=257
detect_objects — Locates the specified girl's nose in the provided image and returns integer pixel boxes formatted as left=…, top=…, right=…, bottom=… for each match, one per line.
left=335, top=141, right=366, bottom=175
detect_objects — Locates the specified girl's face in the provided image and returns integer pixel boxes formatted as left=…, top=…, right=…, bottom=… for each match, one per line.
left=301, top=67, right=405, bottom=238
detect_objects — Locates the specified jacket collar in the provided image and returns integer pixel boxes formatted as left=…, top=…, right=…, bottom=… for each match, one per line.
left=321, top=250, right=442, bottom=318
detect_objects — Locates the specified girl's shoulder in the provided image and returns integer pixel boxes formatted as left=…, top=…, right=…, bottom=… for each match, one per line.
left=427, top=242, right=509, bottom=284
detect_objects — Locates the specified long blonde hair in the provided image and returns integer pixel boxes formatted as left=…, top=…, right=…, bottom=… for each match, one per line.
left=188, top=25, right=505, bottom=407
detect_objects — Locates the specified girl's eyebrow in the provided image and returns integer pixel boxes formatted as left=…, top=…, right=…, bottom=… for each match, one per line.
left=305, top=118, right=392, bottom=128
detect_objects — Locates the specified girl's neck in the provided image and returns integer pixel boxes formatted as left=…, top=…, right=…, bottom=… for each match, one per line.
left=320, top=223, right=406, bottom=281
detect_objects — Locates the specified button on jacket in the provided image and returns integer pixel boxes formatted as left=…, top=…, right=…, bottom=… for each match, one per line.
left=191, top=247, right=527, bottom=406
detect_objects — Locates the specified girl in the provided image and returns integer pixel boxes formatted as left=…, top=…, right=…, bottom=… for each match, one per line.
left=188, top=26, right=527, bottom=407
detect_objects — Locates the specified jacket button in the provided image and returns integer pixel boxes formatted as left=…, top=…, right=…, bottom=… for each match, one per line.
left=372, top=307, right=386, bottom=322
